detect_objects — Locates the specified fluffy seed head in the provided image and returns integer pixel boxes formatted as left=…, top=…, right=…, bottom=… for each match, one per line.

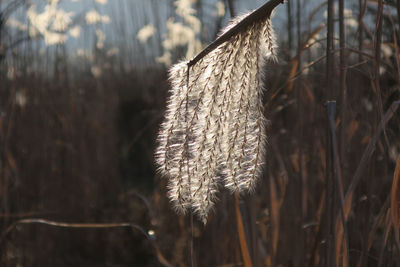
left=155, top=11, right=277, bottom=223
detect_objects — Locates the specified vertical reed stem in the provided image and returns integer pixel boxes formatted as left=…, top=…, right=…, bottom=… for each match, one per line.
left=338, top=0, right=347, bottom=205
left=397, top=0, right=400, bottom=30
left=328, top=101, right=349, bottom=267
left=226, top=0, right=236, bottom=17
left=235, top=193, right=253, bottom=267
left=325, top=0, right=335, bottom=266
left=373, top=0, right=385, bottom=139
left=296, top=0, right=301, bottom=69
left=358, top=0, right=364, bottom=62
left=287, top=0, right=292, bottom=59
left=296, top=1, right=307, bottom=265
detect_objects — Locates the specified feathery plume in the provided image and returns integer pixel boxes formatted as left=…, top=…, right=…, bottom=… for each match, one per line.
left=155, top=4, right=278, bottom=224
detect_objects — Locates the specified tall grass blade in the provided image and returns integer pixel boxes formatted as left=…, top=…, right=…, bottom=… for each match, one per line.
left=378, top=209, right=393, bottom=267
left=269, top=174, right=280, bottom=261
left=391, top=155, right=400, bottom=251
left=235, top=192, right=253, bottom=267
left=327, top=101, right=349, bottom=267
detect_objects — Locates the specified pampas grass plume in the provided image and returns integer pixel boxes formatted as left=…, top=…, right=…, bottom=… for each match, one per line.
left=155, top=11, right=277, bottom=224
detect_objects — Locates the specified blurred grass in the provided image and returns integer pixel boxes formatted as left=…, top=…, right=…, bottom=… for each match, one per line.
left=0, top=0, right=400, bottom=266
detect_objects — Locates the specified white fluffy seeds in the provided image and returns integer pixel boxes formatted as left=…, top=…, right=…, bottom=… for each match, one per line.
left=155, top=12, right=277, bottom=224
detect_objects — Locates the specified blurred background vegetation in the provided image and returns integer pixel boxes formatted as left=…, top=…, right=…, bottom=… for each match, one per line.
left=0, top=0, right=399, bottom=266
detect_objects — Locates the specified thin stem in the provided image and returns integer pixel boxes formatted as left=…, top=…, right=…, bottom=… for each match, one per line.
left=325, top=0, right=335, bottom=266
left=338, top=0, right=347, bottom=218
left=188, top=0, right=284, bottom=68
left=0, top=218, right=173, bottom=267
left=327, top=101, right=349, bottom=267
left=287, top=0, right=292, bottom=59
left=226, top=0, right=236, bottom=17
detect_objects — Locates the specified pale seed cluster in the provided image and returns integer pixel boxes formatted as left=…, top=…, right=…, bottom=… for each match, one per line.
left=155, top=12, right=277, bottom=224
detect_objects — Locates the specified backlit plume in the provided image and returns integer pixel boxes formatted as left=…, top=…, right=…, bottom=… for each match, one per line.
left=155, top=11, right=277, bottom=224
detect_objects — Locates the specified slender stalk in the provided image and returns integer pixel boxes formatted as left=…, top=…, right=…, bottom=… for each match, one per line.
left=326, top=0, right=334, bottom=99
left=325, top=0, right=335, bottom=266
left=188, top=0, right=284, bottom=67
left=373, top=0, right=385, bottom=142
left=235, top=193, right=253, bottom=267
left=296, top=0, right=301, bottom=69
left=1, top=218, right=173, bottom=267
left=328, top=101, right=349, bottom=267
left=337, top=1, right=349, bottom=265
left=397, top=0, right=400, bottom=33
left=358, top=0, right=364, bottom=62
left=338, top=0, right=347, bottom=207
left=226, top=0, right=236, bottom=17
left=287, top=0, right=292, bottom=59
left=295, top=1, right=306, bottom=265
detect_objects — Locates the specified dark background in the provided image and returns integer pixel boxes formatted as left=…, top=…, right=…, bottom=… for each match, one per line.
left=1, top=0, right=400, bottom=266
